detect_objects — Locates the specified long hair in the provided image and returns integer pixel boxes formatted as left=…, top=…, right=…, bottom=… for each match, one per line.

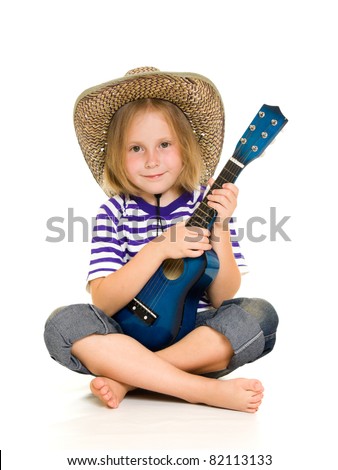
left=103, top=99, right=203, bottom=196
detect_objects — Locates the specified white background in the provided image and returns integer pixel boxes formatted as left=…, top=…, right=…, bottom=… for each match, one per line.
left=1, top=0, right=337, bottom=468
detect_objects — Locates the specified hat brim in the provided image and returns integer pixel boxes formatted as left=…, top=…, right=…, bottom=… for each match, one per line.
left=74, top=69, right=225, bottom=194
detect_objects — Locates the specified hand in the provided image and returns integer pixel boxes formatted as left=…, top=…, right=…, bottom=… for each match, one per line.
left=206, top=179, right=239, bottom=228
left=152, top=221, right=212, bottom=259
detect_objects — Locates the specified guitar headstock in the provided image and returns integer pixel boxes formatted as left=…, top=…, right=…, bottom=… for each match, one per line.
left=233, top=104, right=288, bottom=167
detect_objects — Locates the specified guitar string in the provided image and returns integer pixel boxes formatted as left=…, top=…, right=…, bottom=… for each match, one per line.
left=138, top=118, right=279, bottom=310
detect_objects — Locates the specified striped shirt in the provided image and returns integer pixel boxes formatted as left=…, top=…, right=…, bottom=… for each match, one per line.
left=88, top=186, right=247, bottom=312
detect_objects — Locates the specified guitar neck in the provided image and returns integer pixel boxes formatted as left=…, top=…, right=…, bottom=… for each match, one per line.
left=186, top=104, right=287, bottom=230
left=186, top=158, right=243, bottom=229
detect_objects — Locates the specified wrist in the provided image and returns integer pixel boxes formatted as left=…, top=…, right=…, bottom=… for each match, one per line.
left=149, top=235, right=168, bottom=262
left=211, top=223, right=231, bottom=245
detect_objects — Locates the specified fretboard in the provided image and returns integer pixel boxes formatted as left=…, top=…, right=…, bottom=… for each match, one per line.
left=186, top=158, right=244, bottom=229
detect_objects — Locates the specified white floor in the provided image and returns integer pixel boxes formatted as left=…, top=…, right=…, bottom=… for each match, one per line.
left=45, top=362, right=270, bottom=451
left=10, top=342, right=330, bottom=470
left=1, top=302, right=335, bottom=470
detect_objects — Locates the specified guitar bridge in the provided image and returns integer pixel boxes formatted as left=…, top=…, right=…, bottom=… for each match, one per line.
left=127, top=298, right=158, bottom=326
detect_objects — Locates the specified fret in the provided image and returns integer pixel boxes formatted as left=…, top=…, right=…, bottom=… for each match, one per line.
left=192, top=214, right=206, bottom=226
left=185, top=104, right=287, bottom=231
left=189, top=212, right=212, bottom=226
left=195, top=204, right=213, bottom=218
left=216, top=174, right=229, bottom=185
left=217, top=169, right=238, bottom=183
left=186, top=218, right=209, bottom=229
left=186, top=158, right=243, bottom=228
left=186, top=213, right=205, bottom=228
left=187, top=204, right=215, bottom=228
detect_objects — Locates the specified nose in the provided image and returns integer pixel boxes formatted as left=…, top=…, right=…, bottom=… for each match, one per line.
left=145, top=148, right=160, bottom=169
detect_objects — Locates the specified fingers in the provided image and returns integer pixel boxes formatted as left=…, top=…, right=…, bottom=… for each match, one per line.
left=208, top=182, right=239, bottom=199
left=186, top=226, right=211, bottom=242
left=207, top=181, right=238, bottom=195
left=206, top=183, right=238, bottom=218
left=160, top=223, right=212, bottom=259
left=185, top=227, right=212, bottom=255
left=207, top=177, right=215, bottom=188
left=186, top=249, right=207, bottom=258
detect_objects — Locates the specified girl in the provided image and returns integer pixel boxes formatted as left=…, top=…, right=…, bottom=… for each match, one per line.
left=44, top=67, right=278, bottom=413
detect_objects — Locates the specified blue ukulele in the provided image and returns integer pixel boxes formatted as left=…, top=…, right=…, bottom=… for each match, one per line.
left=114, top=104, right=288, bottom=351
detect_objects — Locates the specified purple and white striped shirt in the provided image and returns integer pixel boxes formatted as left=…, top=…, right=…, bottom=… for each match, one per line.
left=88, top=186, right=247, bottom=312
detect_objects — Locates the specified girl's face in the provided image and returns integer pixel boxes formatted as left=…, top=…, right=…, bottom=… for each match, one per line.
left=125, top=109, right=183, bottom=204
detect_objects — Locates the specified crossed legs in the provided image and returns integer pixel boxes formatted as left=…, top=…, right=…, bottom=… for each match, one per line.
left=71, top=326, right=264, bottom=413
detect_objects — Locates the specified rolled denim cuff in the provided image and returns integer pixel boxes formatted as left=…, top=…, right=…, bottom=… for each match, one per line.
left=44, top=304, right=123, bottom=375
left=203, top=302, right=265, bottom=371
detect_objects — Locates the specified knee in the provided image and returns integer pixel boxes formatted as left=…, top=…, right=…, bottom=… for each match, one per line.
left=44, top=304, right=93, bottom=371
left=260, top=299, right=279, bottom=336
left=44, top=303, right=122, bottom=374
left=244, top=298, right=279, bottom=337
left=249, top=298, right=279, bottom=356
left=44, top=305, right=76, bottom=361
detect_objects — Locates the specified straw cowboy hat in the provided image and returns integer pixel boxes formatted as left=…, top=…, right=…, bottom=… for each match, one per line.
left=74, top=66, right=225, bottom=195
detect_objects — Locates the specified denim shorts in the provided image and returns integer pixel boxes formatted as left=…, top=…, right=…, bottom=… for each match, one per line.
left=44, top=298, right=278, bottom=378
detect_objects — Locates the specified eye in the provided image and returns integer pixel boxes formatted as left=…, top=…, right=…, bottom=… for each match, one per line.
left=160, top=141, right=170, bottom=149
left=130, top=145, right=142, bottom=153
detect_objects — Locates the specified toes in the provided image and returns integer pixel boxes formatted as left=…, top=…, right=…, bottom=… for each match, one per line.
left=107, top=398, right=118, bottom=409
left=247, top=406, right=259, bottom=413
left=100, top=385, right=109, bottom=395
left=250, top=392, right=264, bottom=404
left=94, top=382, right=114, bottom=403
left=91, top=377, right=105, bottom=390
left=102, top=391, right=112, bottom=401
left=247, top=396, right=263, bottom=412
left=252, top=380, right=264, bottom=392
left=247, top=399, right=262, bottom=411
left=245, top=379, right=264, bottom=394
left=90, top=378, right=120, bottom=408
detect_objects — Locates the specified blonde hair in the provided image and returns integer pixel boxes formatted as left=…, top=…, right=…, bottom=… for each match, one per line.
left=103, top=99, right=203, bottom=196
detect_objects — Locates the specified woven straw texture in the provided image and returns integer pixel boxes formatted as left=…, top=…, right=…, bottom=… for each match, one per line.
left=74, top=67, right=224, bottom=195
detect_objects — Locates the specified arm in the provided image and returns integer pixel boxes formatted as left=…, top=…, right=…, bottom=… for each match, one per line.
left=90, top=240, right=165, bottom=316
left=206, top=182, right=241, bottom=308
left=90, top=221, right=212, bottom=316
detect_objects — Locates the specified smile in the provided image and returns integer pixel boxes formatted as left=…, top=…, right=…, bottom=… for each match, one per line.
left=143, top=173, right=165, bottom=179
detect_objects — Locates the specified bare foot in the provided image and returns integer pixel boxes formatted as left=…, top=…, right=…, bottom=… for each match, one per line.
left=204, top=378, right=264, bottom=413
left=90, top=376, right=263, bottom=413
left=90, top=377, right=134, bottom=408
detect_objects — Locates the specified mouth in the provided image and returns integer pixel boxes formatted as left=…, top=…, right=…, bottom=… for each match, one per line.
left=143, top=173, right=165, bottom=179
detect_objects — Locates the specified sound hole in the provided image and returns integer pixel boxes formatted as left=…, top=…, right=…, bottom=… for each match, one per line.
left=162, top=259, right=184, bottom=280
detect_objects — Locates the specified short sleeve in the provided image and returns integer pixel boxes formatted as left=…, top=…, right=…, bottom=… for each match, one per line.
left=87, top=201, right=126, bottom=284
